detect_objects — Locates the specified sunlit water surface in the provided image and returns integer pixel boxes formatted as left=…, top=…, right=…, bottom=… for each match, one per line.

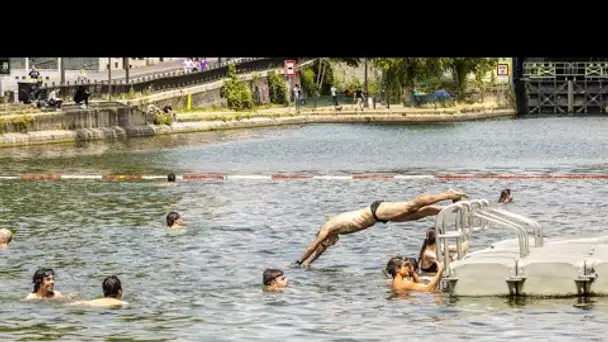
left=0, top=116, right=607, bottom=341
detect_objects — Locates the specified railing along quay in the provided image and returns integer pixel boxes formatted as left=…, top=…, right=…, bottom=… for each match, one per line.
left=40, top=58, right=316, bottom=101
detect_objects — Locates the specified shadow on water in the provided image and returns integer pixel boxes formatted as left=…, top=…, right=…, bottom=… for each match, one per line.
left=447, top=295, right=600, bottom=311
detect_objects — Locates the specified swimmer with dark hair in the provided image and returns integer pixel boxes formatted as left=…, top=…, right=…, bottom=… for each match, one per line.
left=71, top=275, right=128, bottom=307
left=158, top=173, right=178, bottom=187
left=383, top=256, right=421, bottom=282
left=0, top=228, right=12, bottom=248
left=166, top=212, right=184, bottom=228
left=263, top=269, right=288, bottom=291
left=385, top=256, right=445, bottom=293
left=498, top=189, right=513, bottom=203
left=295, top=189, right=468, bottom=266
left=26, top=268, right=63, bottom=300
left=418, top=228, right=468, bottom=274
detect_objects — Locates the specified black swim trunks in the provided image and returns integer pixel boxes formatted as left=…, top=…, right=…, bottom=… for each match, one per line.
left=370, top=200, right=388, bottom=224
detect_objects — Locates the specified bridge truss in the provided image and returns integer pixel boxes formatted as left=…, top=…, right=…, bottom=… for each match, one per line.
left=522, top=61, right=608, bottom=114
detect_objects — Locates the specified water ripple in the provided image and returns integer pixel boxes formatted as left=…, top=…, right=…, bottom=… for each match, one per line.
left=0, top=119, right=607, bottom=340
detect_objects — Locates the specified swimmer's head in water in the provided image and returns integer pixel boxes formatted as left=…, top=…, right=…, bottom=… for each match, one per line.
left=166, top=212, right=183, bottom=227
left=102, top=275, right=122, bottom=299
left=498, top=189, right=513, bottom=203
left=167, top=173, right=176, bottom=182
left=385, top=256, right=413, bottom=278
left=0, top=228, right=12, bottom=245
left=425, top=229, right=436, bottom=245
left=418, top=229, right=436, bottom=266
left=263, top=269, right=288, bottom=288
left=404, top=257, right=418, bottom=268
left=32, top=268, right=56, bottom=294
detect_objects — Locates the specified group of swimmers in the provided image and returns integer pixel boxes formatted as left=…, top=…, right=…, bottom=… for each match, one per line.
left=22, top=268, right=127, bottom=307
left=0, top=236, right=126, bottom=306
left=262, top=187, right=514, bottom=292
left=0, top=230, right=126, bottom=306
left=0, top=171, right=515, bottom=302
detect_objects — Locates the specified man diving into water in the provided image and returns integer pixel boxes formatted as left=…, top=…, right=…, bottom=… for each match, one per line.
left=295, top=189, right=468, bottom=266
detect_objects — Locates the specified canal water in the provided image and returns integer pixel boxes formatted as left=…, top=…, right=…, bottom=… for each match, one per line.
left=1, top=116, right=608, bottom=341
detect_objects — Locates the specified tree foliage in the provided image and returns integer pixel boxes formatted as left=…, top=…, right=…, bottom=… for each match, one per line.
left=372, top=57, right=499, bottom=102
left=331, top=58, right=361, bottom=67
left=267, top=71, right=288, bottom=105
left=443, top=58, right=498, bottom=99
left=299, top=68, right=317, bottom=96
left=222, top=63, right=255, bottom=110
left=292, top=57, right=497, bottom=103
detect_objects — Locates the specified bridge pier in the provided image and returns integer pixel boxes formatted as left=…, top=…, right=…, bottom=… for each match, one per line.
left=512, top=57, right=528, bottom=115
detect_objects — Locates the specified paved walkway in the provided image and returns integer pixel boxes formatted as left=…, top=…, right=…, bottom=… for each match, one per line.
left=81, top=58, right=222, bottom=82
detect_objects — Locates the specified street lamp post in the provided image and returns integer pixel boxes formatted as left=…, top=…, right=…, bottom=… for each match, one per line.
left=364, top=58, right=369, bottom=108
left=124, top=57, right=129, bottom=83
left=108, top=57, right=112, bottom=101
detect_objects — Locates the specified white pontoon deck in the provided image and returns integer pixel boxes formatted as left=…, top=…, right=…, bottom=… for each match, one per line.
left=435, top=200, right=602, bottom=297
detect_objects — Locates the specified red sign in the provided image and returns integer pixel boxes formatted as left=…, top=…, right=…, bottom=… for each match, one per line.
left=284, top=60, right=296, bottom=77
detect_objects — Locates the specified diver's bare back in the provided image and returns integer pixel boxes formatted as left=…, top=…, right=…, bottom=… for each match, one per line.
left=329, top=208, right=376, bottom=234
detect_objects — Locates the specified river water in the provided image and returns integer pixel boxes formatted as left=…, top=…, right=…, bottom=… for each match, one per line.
left=1, top=116, right=608, bottom=341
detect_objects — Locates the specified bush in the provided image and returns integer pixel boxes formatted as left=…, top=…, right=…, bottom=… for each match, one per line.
left=300, top=68, right=318, bottom=97
left=12, top=115, right=33, bottom=133
left=222, top=63, right=255, bottom=111
left=267, top=71, right=288, bottom=105
left=153, top=113, right=173, bottom=125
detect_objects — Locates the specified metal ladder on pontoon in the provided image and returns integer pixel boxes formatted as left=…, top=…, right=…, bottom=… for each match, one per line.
left=433, top=199, right=545, bottom=292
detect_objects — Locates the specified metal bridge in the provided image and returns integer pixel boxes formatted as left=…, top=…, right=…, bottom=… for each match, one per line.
left=514, top=58, right=608, bottom=115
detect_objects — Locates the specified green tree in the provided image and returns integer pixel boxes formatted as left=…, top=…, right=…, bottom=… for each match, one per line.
left=222, top=63, right=255, bottom=110
left=267, top=71, right=288, bottom=105
left=443, top=58, right=498, bottom=99
left=299, top=67, right=317, bottom=96
left=332, top=58, right=361, bottom=67
left=372, top=58, right=445, bottom=104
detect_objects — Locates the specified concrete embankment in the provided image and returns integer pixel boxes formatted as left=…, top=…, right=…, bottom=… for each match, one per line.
left=0, top=106, right=515, bottom=148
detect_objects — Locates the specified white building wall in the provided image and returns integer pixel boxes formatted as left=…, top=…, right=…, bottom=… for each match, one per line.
left=98, top=58, right=182, bottom=71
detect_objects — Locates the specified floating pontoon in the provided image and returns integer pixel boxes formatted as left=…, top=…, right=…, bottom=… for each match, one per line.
left=435, top=200, right=601, bottom=297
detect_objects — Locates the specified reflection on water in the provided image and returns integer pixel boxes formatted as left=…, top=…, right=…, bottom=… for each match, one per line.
left=0, top=117, right=608, bottom=340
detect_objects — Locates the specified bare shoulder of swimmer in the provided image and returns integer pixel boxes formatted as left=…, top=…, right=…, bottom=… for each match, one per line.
left=25, top=291, right=62, bottom=300
left=70, top=298, right=128, bottom=307
left=89, top=298, right=128, bottom=307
